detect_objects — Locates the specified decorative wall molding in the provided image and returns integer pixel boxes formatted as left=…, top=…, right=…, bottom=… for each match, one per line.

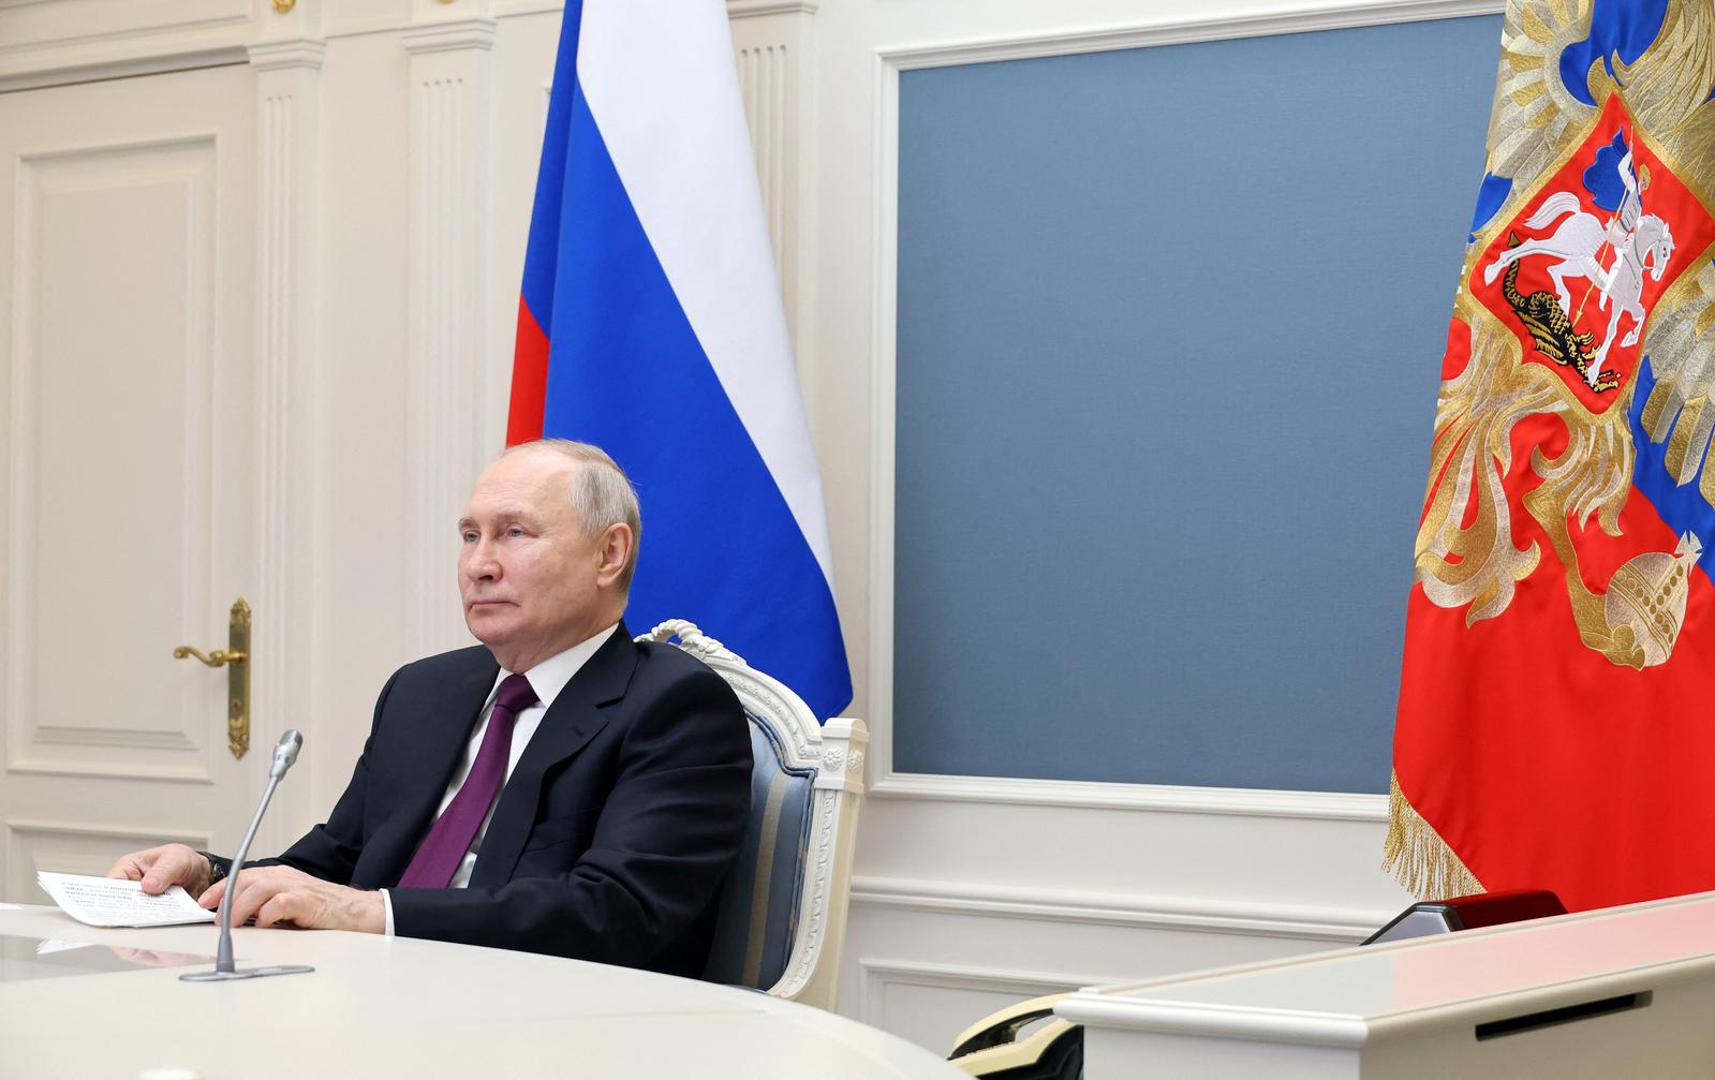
left=0, top=0, right=252, bottom=92
left=29, top=726, right=198, bottom=753
left=863, top=0, right=1501, bottom=788
left=321, top=1, right=815, bottom=39
left=865, top=24, right=903, bottom=781
left=0, top=47, right=249, bottom=94
left=5, top=820, right=211, bottom=849
left=4, top=762, right=215, bottom=785
left=6, top=819, right=213, bottom=899
left=861, top=957, right=1095, bottom=999
left=7, top=134, right=218, bottom=787
left=400, top=17, right=497, bottom=55
left=0, top=0, right=249, bottom=55
left=734, top=40, right=790, bottom=283
left=858, top=958, right=1097, bottom=1035
left=727, top=3, right=814, bottom=362
left=402, top=16, right=496, bottom=658
left=877, top=0, right=1503, bottom=70
left=832, top=9, right=1477, bottom=1045
left=247, top=39, right=324, bottom=854
left=247, top=39, right=326, bottom=72
left=842, top=768, right=1410, bottom=1049
left=851, top=876, right=1391, bottom=942
left=872, top=772, right=1388, bottom=822
left=729, top=1, right=819, bottom=17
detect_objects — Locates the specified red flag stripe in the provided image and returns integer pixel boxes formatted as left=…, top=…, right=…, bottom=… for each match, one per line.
left=507, top=299, right=550, bottom=447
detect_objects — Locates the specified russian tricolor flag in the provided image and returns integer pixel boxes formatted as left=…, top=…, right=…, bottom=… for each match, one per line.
left=507, top=0, right=852, bottom=720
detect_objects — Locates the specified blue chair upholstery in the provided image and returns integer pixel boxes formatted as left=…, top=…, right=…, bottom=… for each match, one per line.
left=701, top=712, right=816, bottom=990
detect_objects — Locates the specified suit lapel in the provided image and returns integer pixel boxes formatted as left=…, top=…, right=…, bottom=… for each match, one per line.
left=471, top=622, right=638, bottom=888
left=365, top=650, right=498, bottom=888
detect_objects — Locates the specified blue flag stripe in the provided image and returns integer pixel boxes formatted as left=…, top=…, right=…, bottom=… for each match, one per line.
left=538, top=77, right=852, bottom=719
left=520, top=0, right=585, bottom=335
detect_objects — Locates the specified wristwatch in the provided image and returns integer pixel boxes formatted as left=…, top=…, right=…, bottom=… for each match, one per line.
left=196, top=850, right=228, bottom=888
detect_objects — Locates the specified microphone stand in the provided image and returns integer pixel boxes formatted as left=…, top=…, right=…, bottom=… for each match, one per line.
left=181, top=730, right=316, bottom=983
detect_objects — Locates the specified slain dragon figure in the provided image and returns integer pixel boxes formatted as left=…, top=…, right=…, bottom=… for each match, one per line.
left=1493, top=231, right=1615, bottom=391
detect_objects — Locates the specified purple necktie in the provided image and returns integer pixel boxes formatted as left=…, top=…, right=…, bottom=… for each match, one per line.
left=397, top=673, right=539, bottom=888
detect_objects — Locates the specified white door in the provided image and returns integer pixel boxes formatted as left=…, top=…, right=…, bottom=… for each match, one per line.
left=0, top=64, right=262, bottom=902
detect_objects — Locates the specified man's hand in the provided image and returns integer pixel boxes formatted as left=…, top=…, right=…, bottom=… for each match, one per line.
left=107, top=844, right=212, bottom=898
left=198, top=865, right=385, bottom=934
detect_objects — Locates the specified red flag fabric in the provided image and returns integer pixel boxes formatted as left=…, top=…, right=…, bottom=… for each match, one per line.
left=1389, top=0, right=1715, bottom=911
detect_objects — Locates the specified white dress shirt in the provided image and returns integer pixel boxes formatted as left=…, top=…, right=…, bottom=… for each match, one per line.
left=381, top=624, right=619, bottom=935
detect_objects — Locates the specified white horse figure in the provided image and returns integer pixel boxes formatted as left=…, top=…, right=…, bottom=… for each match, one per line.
left=1483, top=190, right=1675, bottom=388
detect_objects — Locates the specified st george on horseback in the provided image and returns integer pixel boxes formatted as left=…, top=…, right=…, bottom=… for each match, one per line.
left=1482, top=141, right=1675, bottom=391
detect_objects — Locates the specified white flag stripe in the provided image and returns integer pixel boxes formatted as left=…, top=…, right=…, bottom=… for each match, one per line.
left=577, top=0, right=836, bottom=584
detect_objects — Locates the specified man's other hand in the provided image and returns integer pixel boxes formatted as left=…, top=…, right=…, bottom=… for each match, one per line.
left=107, top=844, right=212, bottom=898
left=198, top=865, right=384, bottom=934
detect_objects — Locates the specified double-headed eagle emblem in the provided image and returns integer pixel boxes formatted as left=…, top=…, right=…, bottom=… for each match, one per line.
left=1416, top=0, right=1715, bottom=669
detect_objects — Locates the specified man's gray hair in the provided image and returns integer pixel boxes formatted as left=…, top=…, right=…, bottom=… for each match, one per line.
left=507, top=439, right=642, bottom=592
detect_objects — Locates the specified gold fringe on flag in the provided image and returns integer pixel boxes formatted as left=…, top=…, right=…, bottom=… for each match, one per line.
left=1383, top=771, right=1484, bottom=901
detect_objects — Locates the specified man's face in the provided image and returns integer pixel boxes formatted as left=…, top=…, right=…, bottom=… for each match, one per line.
left=458, top=450, right=609, bottom=670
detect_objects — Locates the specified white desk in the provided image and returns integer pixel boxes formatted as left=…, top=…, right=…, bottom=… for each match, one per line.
left=1058, top=890, right=1715, bottom=1079
left=0, top=905, right=962, bottom=1079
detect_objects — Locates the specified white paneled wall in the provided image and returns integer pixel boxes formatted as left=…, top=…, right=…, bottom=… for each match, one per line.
left=0, top=0, right=1475, bottom=1055
left=401, top=15, right=498, bottom=660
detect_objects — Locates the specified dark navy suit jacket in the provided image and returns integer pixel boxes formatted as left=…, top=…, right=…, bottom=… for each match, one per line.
left=270, top=623, right=751, bottom=976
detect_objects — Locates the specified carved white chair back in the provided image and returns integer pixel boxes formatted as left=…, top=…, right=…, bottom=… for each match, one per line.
left=640, top=619, right=866, bottom=1010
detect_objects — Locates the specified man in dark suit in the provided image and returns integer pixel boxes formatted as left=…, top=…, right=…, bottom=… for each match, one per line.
left=109, top=440, right=752, bottom=976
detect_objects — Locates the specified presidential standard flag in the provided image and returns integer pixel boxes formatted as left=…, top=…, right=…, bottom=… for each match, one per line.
left=1388, top=0, right=1715, bottom=910
left=507, top=0, right=852, bottom=719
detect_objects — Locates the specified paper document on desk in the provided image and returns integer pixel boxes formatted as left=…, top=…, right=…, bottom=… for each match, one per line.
left=36, top=872, right=216, bottom=928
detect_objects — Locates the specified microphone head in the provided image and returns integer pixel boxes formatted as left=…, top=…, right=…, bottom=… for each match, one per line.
left=270, top=729, right=303, bottom=777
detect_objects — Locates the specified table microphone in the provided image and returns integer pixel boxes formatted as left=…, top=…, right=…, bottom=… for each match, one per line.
left=180, top=729, right=316, bottom=983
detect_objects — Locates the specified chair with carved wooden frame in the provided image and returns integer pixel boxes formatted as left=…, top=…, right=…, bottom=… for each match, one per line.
left=638, top=619, right=866, bottom=1010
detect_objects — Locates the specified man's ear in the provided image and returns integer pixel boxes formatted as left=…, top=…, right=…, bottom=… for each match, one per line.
left=595, top=523, right=634, bottom=586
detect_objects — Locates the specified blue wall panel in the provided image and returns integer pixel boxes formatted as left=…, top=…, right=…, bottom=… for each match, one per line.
left=893, top=17, right=1502, bottom=792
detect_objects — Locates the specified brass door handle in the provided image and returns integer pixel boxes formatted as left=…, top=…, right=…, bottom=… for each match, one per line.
left=173, top=599, right=252, bottom=759
left=172, top=646, right=247, bottom=667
